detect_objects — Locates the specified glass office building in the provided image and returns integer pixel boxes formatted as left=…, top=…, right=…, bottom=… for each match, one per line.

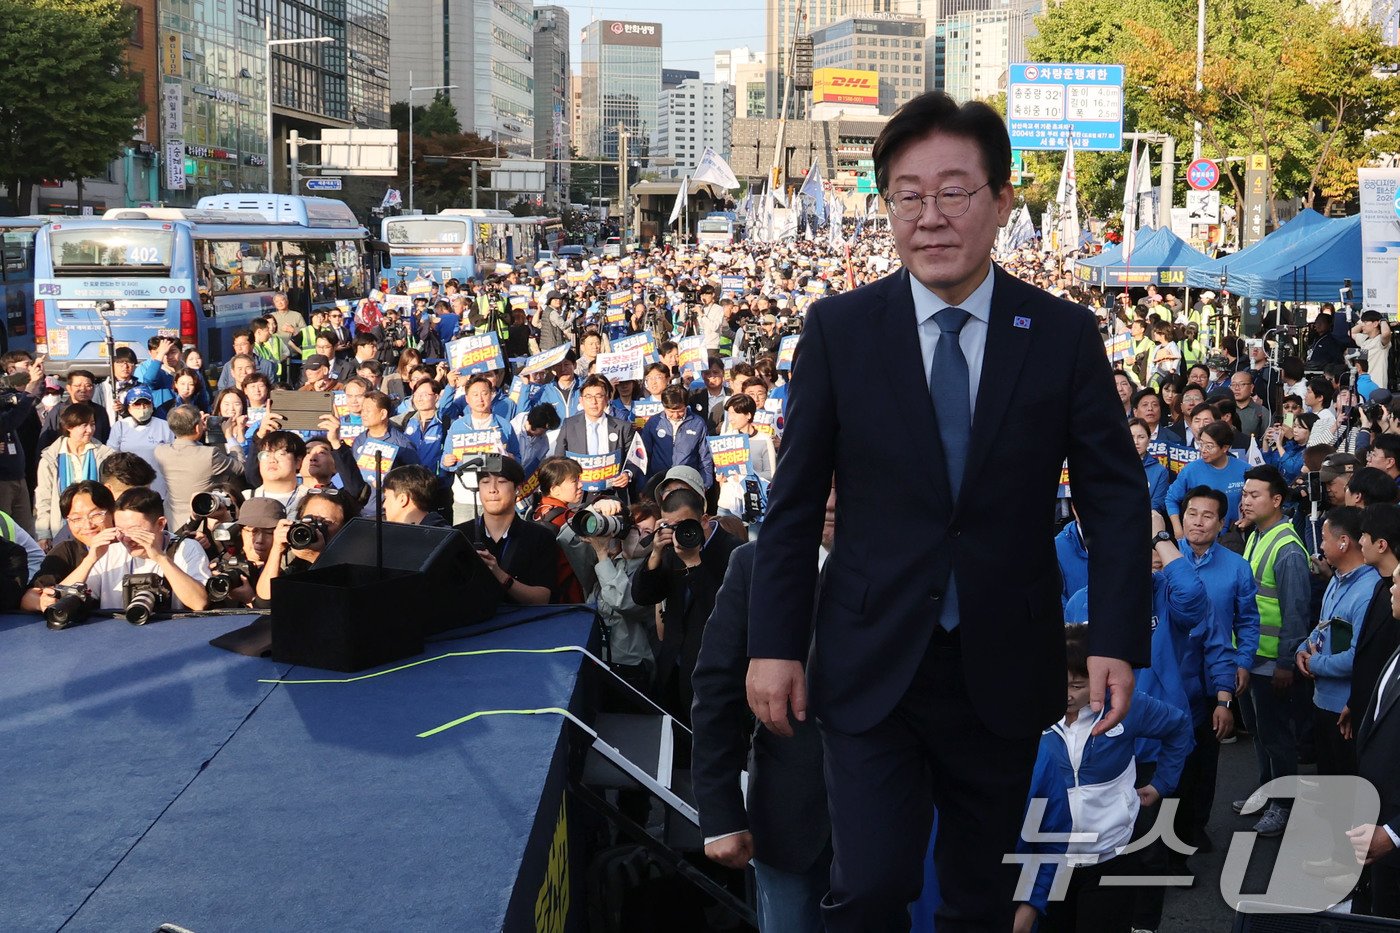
left=579, top=20, right=662, bottom=161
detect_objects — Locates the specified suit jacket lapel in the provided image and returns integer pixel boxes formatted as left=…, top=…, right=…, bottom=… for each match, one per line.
left=957, top=265, right=1031, bottom=512
left=881, top=270, right=952, bottom=512
left=1361, top=644, right=1400, bottom=750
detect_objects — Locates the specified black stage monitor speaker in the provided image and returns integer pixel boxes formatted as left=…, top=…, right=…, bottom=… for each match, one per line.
left=314, top=519, right=502, bottom=635
left=1234, top=908, right=1400, bottom=932
left=270, top=520, right=504, bottom=672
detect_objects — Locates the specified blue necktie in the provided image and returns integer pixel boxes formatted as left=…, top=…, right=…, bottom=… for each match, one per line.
left=929, top=306, right=971, bottom=631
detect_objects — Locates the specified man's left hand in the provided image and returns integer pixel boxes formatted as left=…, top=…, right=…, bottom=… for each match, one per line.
left=1212, top=704, right=1234, bottom=741
left=1348, top=824, right=1397, bottom=865
left=122, top=527, right=160, bottom=560
left=1088, top=656, right=1134, bottom=736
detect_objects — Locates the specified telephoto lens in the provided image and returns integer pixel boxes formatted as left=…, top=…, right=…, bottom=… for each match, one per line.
left=568, top=508, right=629, bottom=539
left=672, top=518, right=705, bottom=550
left=125, top=590, right=159, bottom=625
left=191, top=490, right=235, bottom=518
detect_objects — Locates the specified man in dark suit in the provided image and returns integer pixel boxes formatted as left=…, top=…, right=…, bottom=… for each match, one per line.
left=631, top=484, right=741, bottom=725
left=551, top=374, right=639, bottom=490
left=746, top=92, right=1152, bottom=932
left=1349, top=561, right=1400, bottom=919
left=693, top=487, right=834, bottom=932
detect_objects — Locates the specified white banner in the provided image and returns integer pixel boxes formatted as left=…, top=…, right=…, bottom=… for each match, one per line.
left=1360, top=167, right=1400, bottom=317
left=1185, top=190, right=1220, bottom=225
left=164, top=140, right=186, bottom=191
left=161, top=83, right=183, bottom=138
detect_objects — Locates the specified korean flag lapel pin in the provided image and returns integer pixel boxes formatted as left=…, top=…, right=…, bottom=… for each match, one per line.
left=1013, top=315, right=1032, bottom=330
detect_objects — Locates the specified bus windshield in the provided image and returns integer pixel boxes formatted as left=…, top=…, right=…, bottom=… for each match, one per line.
left=385, top=220, right=467, bottom=245
left=698, top=219, right=731, bottom=233
left=48, top=227, right=175, bottom=273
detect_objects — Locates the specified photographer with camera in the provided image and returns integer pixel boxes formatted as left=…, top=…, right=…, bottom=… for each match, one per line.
left=255, top=487, right=355, bottom=604
left=630, top=483, right=741, bottom=724
left=581, top=500, right=660, bottom=694
left=22, top=481, right=115, bottom=619
left=56, top=487, right=211, bottom=615
left=153, top=405, right=243, bottom=529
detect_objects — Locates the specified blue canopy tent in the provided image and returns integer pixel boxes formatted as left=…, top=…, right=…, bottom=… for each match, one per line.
left=1185, top=209, right=1329, bottom=291
left=1074, top=226, right=1210, bottom=288
left=1207, top=214, right=1361, bottom=302
left=1072, top=241, right=1124, bottom=284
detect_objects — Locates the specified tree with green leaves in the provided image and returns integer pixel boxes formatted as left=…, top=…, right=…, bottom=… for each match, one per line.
left=0, top=0, right=143, bottom=214
left=1027, top=0, right=1400, bottom=233
left=389, top=95, right=462, bottom=137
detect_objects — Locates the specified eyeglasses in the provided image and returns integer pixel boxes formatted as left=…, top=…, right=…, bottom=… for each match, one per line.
left=68, top=509, right=108, bottom=527
left=581, top=392, right=609, bottom=401
left=885, top=183, right=990, bottom=222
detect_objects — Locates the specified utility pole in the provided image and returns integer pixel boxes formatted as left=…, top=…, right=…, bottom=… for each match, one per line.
left=769, top=2, right=805, bottom=239
left=1122, top=131, right=1177, bottom=231
left=617, top=122, right=629, bottom=251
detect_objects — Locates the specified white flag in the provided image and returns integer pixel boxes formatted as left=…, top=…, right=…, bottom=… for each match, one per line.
left=691, top=147, right=740, bottom=189
left=380, top=188, right=402, bottom=209
left=668, top=175, right=689, bottom=227
left=1055, top=142, right=1079, bottom=253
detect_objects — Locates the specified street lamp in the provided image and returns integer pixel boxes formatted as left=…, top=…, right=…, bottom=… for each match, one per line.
left=408, top=70, right=458, bottom=213
left=265, top=16, right=333, bottom=193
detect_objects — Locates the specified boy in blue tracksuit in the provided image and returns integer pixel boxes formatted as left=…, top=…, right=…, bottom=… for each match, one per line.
left=1034, top=624, right=1193, bottom=933
left=1055, top=517, right=1089, bottom=612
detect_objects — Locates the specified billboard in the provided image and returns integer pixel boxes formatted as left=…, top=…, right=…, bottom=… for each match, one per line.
left=812, top=68, right=878, bottom=106
left=1359, top=167, right=1400, bottom=317
left=599, top=20, right=662, bottom=48
left=1006, top=63, right=1124, bottom=151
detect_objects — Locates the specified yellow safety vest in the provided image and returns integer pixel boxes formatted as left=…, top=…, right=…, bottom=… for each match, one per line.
left=1244, top=519, right=1307, bottom=660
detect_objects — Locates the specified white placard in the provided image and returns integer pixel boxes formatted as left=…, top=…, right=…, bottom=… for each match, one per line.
left=164, top=140, right=186, bottom=190
left=1185, top=190, right=1220, bottom=224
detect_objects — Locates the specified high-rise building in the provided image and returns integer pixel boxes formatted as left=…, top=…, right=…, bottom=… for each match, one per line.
left=732, top=59, right=768, bottom=117
left=387, top=0, right=535, bottom=151
left=809, top=14, right=925, bottom=115
left=579, top=19, right=663, bottom=161
left=654, top=79, right=735, bottom=178
left=766, top=0, right=862, bottom=117
left=714, top=46, right=761, bottom=84
left=534, top=6, right=570, bottom=209
left=663, top=69, right=701, bottom=91
left=938, top=0, right=1038, bottom=102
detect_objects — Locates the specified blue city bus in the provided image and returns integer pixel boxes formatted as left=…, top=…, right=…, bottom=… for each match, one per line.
left=380, top=209, right=544, bottom=286
left=33, top=205, right=367, bottom=374
left=0, top=216, right=47, bottom=355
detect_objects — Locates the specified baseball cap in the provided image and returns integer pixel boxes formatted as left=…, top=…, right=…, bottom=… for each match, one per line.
left=761, top=313, right=778, bottom=324
left=236, top=497, right=286, bottom=530
left=662, top=465, right=706, bottom=498
left=477, top=455, right=526, bottom=485
left=124, top=386, right=154, bottom=405
left=1369, top=388, right=1393, bottom=406
left=1319, top=452, right=1360, bottom=485
left=304, top=354, right=331, bottom=371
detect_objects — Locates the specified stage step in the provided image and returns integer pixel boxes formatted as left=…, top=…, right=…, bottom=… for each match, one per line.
left=582, top=712, right=677, bottom=791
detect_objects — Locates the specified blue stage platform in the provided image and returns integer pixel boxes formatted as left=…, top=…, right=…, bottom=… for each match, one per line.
left=0, top=606, right=598, bottom=932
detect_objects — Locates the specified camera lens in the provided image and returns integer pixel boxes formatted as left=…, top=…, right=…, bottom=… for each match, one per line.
left=45, top=595, right=88, bottom=630
left=287, top=519, right=320, bottom=549
left=206, top=573, right=233, bottom=602
left=125, top=590, right=159, bottom=626
left=673, top=518, right=704, bottom=550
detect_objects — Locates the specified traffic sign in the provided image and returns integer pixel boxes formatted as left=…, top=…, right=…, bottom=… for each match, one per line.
left=306, top=177, right=343, bottom=191
left=1007, top=63, right=1124, bottom=151
left=1187, top=158, right=1219, bottom=191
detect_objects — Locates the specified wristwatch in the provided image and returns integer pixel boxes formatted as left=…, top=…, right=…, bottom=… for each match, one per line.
left=502, top=575, right=516, bottom=592
left=1152, top=530, right=1175, bottom=547
left=1217, top=698, right=1233, bottom=710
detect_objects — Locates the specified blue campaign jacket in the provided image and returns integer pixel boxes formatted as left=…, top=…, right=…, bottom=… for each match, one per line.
left=1035, top=692, right=1192, bottom=864
left=1143, top=453, right=1170, bottom=511
left=1181, top=539, right=1261, bottom=673
left=400, top=411, right=448, bottom=479
left=1066, top=558, right=1209, bottom=756
left=539, top=381, right=580, bottom=420
left=1055, top=521, right=1088, bottom=612
left=640, top=409, right=714, bottom=489
left=442, top=412, right=522, bottom=462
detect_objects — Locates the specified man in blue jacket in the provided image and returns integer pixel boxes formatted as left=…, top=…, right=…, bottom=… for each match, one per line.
left=640, top=384, right=714, bottom=491
left=1055, top=512, right=1088, bottom=612
left=1176, top=485, right=1259, bottom=851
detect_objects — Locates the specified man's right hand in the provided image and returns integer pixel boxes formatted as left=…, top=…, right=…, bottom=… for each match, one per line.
left=703, top=831, right=754, bottom=870
left=746, top=658, right=807, bottom=738
left=1272, top=666, right=1294, bottom=693
left=87, top=526, right=121, bottom=562
left=257, top=412, right=285, bottom=438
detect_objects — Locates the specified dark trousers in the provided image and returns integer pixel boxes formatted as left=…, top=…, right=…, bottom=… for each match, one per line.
left=1370, top=858, right=1400, bottom=920
left=819, top=633, right=1039, bottom=933
left=1041, top=856, right=1136, bottom=933
left=1174, top=714, right=1221, bottom=846
left=1312, top=705, right=1356, bottom=776
left=1247, top=674, right=1298, bottom=805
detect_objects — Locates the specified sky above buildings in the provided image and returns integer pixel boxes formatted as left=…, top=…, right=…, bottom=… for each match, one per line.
left=550, top=0, right=767, bottom=81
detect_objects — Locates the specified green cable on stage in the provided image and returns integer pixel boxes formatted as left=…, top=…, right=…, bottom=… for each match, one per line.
left=417, top=707, right=573, bottom=739
left=257, top=646, right=586, bottom=685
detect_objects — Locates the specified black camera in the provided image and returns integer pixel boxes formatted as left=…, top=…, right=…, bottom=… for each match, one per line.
left=569, top=506, right=631, bottom=539
left=741, top=476, right=766, bottom=524
left=670, top=517, right=705, bottom=550
left=191, top=490, right=235, bottom=518
left=122, top=572, right=171, bottom=625
left=210, top=521, right=239, bottom=544
left=287, top=516, right=330, bottom=550
left=206, top=555, right=252, bottom=603
left=45, top=583, right=97, bottom=630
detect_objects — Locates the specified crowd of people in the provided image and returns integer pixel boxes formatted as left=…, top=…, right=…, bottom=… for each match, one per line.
left=9, top=97, right=1400, bottom=933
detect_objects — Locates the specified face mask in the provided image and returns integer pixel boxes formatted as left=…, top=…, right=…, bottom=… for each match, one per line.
left=40, top=394, right=60, bottom=409
left=131, top=406, right=154, bottom=425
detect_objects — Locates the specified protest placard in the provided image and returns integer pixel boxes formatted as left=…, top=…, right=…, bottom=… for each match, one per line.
left=447, top=333, right=505, bottom=375
left=710, top=434, right=751, bottom=478
left=568, top=450, right=622, bottom=491
left=1104, top=333, right=1133, bottom=363
left=753, top=408, right=780, bottom=437
left=357, top=441, right=399, bottom=483
left=518, top=342, right=572, bottom=376
left=595, top=346, right=646, bottom=383
left=449, top=428, right=504, bottom=460
left=610, top=332, right=655, bottom=359
left=678, top=336, right=705, bottom=381
left=406, top=278, right=433, bottom=297
left=632, top=399, right=663, bottom=430
left=383, top=294, right=412, bottom=313
left=777, top=335, right=799, bottom=372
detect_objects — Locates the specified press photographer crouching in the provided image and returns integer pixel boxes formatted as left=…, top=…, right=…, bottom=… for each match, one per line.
left=51, top=487, right=212, bottom=623
left=22, top=481, right=115, bottom=626
left=204, top=497, right=285, bottom=608
left=254, top=487, right=355, bottom=605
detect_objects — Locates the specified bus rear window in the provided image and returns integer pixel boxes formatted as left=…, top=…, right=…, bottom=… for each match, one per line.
left=385, top=220, right=466, bottom=245
left=50, top=228, right=175, bottom=271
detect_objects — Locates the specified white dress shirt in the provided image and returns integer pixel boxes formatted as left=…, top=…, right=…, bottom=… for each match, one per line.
left=910, top=263, right=995, bottom=418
